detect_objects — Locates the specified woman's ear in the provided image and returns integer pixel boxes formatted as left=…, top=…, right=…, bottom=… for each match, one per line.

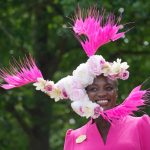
left=115, top=88, right=118, bottom=99
left=116, top=93, right=118, bottom=99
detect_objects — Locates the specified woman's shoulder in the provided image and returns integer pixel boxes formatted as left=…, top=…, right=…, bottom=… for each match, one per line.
left=64, top=120, right=91, bottom=150
left=65, top=120, right=91, bottom=138
left=124, top=114, right=150, bottom=125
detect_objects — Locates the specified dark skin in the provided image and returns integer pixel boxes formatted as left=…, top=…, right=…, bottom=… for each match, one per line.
left=86, top=75, right=118, bottom=144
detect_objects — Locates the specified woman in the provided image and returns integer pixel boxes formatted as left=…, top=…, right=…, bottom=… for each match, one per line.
left=0, top=6, right=149, bottom=150
left=64, top=75, right=150, bottom=150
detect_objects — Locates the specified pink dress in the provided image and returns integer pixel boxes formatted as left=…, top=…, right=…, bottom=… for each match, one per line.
left=64, top=115, right=150, bottom=150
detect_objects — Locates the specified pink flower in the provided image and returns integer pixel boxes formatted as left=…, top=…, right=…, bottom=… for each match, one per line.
left=93, top=106, right=103, bottom=119
left=44, top=85, right=53, bottom=91
left=61, top=90, right=68, bottom=99
left=44, top=81, right=54, bottom=92
left=87, top=55, right=106, bottom=76
left=100, top=59, right=105, bottom=65
left=120, top=71, right=129, bottom=80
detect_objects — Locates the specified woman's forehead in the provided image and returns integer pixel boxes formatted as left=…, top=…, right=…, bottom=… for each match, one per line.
left=92, top=75, right=117, bottom=85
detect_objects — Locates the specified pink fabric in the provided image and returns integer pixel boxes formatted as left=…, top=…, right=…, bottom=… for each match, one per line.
left=64, top=115, right=150, bottom=150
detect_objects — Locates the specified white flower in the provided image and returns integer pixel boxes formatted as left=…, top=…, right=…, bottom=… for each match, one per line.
left=73, top=63, right=94, bottom=87
left=82, top=101, right=100, bottom=118
left=69, top=89, right=87, bottom=101
left=56, top=76, right=73, bottom=94
left=44, top=81, right=55, bottom=93
left=71, top=101, right=84, bottom=117
left=71, top=100, right=100, bottom=119
left=82, top=105, right=94, bottom=118
left=71, top=100, right=103, bottom=119
left=49, top=86, right=62, bottom=102
left=121, top=62, right=129, bottom=70
left=110, top=59, right=129, bottom=76
left=101, top=62, right=111, bottom=76
left=56, top=76, right=82, bottom=98
left=110, top=59, right=122, bottom=75
left=33, top=78, right=46, bottom=92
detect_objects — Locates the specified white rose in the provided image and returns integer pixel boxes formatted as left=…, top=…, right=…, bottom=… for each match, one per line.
left=56, top=76, right=73, bottom=95
left=82, top=101, right=100, bottom=118
left=71, top=100, right=101, bottom=118
left=73, top=63, right=94, bottom=87
left=56, top=76, right=82, bottom=98
left=101, top=62, right=111, bottom=76
left=71, top=101, right=84, bottom=117
left=69, top=89, right=87, bottom=101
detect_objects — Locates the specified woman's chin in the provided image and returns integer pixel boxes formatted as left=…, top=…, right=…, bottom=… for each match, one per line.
left=101, top=105, right=115, bottom=111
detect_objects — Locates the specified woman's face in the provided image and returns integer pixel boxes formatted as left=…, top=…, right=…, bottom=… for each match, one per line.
left=86, top=75, right=118, bottom=111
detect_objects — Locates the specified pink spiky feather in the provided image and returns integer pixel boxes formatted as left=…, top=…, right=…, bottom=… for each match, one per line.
left=72, top=6, right=125, bottom=57
left=101, top=85, right=150, bottom=122
left=0, top=55, right=43, bottom=89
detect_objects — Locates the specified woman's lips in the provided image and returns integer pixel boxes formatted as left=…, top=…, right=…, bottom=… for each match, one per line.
left=96, top=100, right=109, bottom=106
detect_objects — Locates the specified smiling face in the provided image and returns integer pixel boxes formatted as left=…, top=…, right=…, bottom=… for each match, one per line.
left=86, top=75, right=118, bottom=111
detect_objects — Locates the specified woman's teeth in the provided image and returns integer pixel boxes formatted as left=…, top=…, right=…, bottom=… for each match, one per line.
left=96, top=100, right=109, bottom=105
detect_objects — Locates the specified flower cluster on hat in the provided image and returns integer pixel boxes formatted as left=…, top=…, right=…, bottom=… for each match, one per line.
left=109, top=59, right=129, bottom=80
left=33, top=55, right=129, bottom=119
left=32, top=6, right=129, bottom=119
left=33, top=78, right=67, bottom=102
left=71, top=100, right=103, bottom=119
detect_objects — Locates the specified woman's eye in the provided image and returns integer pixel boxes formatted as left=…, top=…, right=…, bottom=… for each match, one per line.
left=87, top=87, right=97, bottom=92
left=105, top=86, right=113, bottom=91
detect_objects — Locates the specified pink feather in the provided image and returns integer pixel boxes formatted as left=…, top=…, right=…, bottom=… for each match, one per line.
left=0, top=55, right=43, bottom=89
left=102, top=85, right=147, bottom=121
left=72, top=7, right=125, bottom=57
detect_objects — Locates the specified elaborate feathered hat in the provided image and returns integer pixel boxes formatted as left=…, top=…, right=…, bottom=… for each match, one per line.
left=0, top=6, right=149, bottom=121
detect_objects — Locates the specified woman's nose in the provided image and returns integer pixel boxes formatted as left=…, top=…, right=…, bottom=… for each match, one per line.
left=97, top=94, right=107, bottom=99
left=96, top=89, right=107, bottom=98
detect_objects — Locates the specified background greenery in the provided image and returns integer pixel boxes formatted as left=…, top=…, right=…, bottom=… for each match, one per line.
left=0, top=0, right=150, bottom=150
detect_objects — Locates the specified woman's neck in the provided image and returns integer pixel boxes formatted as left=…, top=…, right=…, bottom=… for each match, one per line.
left=94, top=116, right=111, bottom=144
left=94, top=116, right=110, bottom=128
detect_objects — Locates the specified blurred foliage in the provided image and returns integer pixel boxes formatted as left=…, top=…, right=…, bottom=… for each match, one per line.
left=0, top=0, right=150, bottom=150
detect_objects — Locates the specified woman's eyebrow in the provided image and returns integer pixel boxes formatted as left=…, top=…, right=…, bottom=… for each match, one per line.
left=105, top=83, right=112, bottom=85
left=87, top=85, right=97, bottom=88
left=105, top=83, right=114, bottom=86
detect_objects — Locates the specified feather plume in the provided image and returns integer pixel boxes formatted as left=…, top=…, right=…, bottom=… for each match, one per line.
left=102, top=85, right=147, bottom=121
left=72, top=6, right=125, bottom=57
left=0, top=55, right=43, bottom=89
